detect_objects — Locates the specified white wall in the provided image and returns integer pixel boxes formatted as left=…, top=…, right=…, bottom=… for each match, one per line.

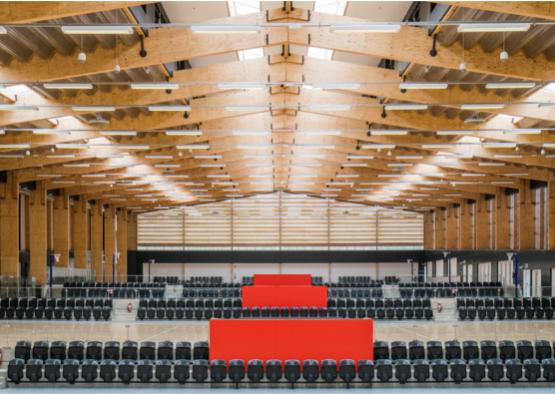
left=140, top=262, right=412, bottom=282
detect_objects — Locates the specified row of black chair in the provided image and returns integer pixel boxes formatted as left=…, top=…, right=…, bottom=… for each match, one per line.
left=328, top=298, right=431, bottom=309
left=328, top=289, right=384, bottom=298
left=152, top=276, right=180, bottom=284
left=9, top=357, right=555, bottom=384
left=141, top=298, right=243, bottom=309
left=457, top=297, right=555, bottom=309
left=400, top=281, right=502, bottom=288
left=137, top=307, right=434, bottom=321
left=14, top=340, right=208, bottom=362
left=0, top=297, right=112, bottom=309
left=458, top=306, right=554, bottom=321
left=64, top=282, right=165, bottom=288
left=1, top=307, right=111, bottom=321
left=63, top=288, right=164, bottom=298
left=374, top=339, right=555, bottom=362
left=182, top=288, right=242, bottom=298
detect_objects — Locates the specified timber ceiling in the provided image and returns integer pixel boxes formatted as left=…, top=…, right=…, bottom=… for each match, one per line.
left=1, top=1, right=555, bottom=213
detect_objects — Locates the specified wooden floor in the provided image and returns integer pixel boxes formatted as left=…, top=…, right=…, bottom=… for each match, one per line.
left=1, top=320, right=554, bottom=349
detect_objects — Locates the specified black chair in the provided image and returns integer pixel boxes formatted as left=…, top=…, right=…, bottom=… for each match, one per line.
left=228, top=359, right=245, bottom=384
left=486, top=358, right=504, bottom=382
left=210, top=359, right=227, bottom=382
left=86, top=341, right=102, bottom=360
left=122, top=340, right=138, bottom=360
left=535, top=340, right=552, bottom=361
left=44, top=359, right=61, bottom=382
left=137, top=359, right=154, bottom=383
left=450, top=358, right=467, bottom=383
left=431, top=359, right=448, bottom=382
left=247, top=359, right=264, bottom=382
left=409, top=340, right=425, bottom=360
left=26, top=359, right=43, bottom=382
left=321, top=359, right=337, bottom=383
left=481, top=340, right=498, bottom=361
left=468, top=358, right=485, bottom=382
left=373, top=340, right=389, bottom=360
left=32, top=340, right=49, bottom=361
left=543, top=358, right=555, bottom=381
left=154, top=359, right=172, bottom=383
left=266, top=359, right=282, bottom=382
left=62, top=359, right=80, bottom=384
left=157, top=341, right=174, bottom=360
left=81, top=359, right=98, bottom=382
left=413, top=359, right=429, bottom=382
left=375, top=359, right=393, bottom=382
left=391, top=341, right=407, bottom=360
left=283, top=359, right=301, bottom=385
left=427, top=340, right=443, bottom=360
left=173, top=359, right=190, bottom=383
left=139, top=341, right=155, bottom=360
left=523, top=358, right=541, bottom=382
left=463, top=340, right=479, bottom=361
left=499, top=340, right=516, bottom=361
left=445, top=340, right=461, bottom=360
left=192, top=359, right=209, bottom=382
left=118, top=359, right=135, bottom=384
left=193, top=341, right=209, bottom=360
left=104, top=341, right=120, bottom=360
left=8, top=358, right=24, bottom=384
left=100, top=359, right=117, bottom=382
left=358, top=360, right=374, bottom=382
left=176, top=341, right=192, bottom=360
left=15, top=340, right=31, bottom=361
left=339, top=359, right=356, bottom=384
left=505, top=358, right=523, bottom=383
left=67, top=341, right=84, bottom=361
left=395, top=359, right=411, bottom=384
left=50, top=341, right=67, bottom=361
left=302, top=359, right=320, bottom=382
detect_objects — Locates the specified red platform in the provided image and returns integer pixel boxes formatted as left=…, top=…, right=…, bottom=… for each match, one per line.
left=253, top=274, right=312, bottom=286
left=210, top=319, right=374, bottom=362
left=242, top=285, right=328, bottom=308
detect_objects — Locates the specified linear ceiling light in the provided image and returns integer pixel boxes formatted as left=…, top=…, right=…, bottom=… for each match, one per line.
left=482, top=142, right=517, bottom=148
left=436, top=130, right=473, bottom=135
left=399, top=82, right=448, bottom=90
left=503, top=128, right=542, bottom=135
left=494, top=154, right=522, bottom=159
left=55, top=143, right=89, bottom=149
left=342, top=163, right=367, bottom=167
left=0, top=144, right=30, bottom=149
left=0, top=104, right=38, bottom=111
left=485, top=82, right=536, bottom=89
left=384, top=103, right=428, bottom=111
left=177, top=144, right=210, bottom=150
left=370, top=129, right=408, bottom=136
left=117, top=144, right=150, bottom=149
left=190, top=24, right=261, bottom=34
left=130, top=82, right=179, bottom=90
left=298, top=129, right=342, bottom=136
left=47, top=154, right=76, bottom=159
left=194, top=154, right=222, bottom=159
left=457, top=23, right=530, bottom=33
left=304, top=104, right=351, bottom=111
left=100, top=131, right=137, bottom=136
left=479, top=162, right=505, bottom=167
left=200, top=163, right=225, bottom=168
left=61, top=25, right=134, bottom=35
left=217, top=82, right=266, bottom=90
left=72, top=105, right=115, bottom=112
left=43, top=83, right=93, bottom=90
left=145, top=155, right=173, bottom=159
left=422, top=144, right=453, bottom=149
left=310, top=82, right=361, bottom=90
left=360, top=144, right=396, bottom=149
left=347, top=154, right=374, bottom=160
left=460, top=103, right=505, bottom=110
left=32, top=129, right=71, bottom=135
left=330, top=23, right=401, bottom=33
left=225, top=105, right=268, bottom=111
left=148, top=105, right=191, bottom=111
left=165, top=130, right=203, bottom=136
left=154, top=164, right=180, bottom=168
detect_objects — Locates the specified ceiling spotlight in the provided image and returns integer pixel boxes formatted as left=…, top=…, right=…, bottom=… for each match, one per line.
left=78, top=51, right=86, bottom=64
left=541, top=148, right=546, bottom=155
left=499, top=50, right=509, bottom=61
left=459, top=62, right=466, bottom=71
left=114, top=64, right=121, bottom=73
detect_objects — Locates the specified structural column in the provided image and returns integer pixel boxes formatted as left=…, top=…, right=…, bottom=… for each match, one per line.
left=104, top=205, right=115, bottom=282
left=0, top=172, right=19, bottom=278
left=548, top=182, right=555, bottom=249
left=423, top=210, right=434, bottom=249
left=127, top=212, right=138, bottom=250
left=434, top=208, right=446, bottom=249
left=459, top=201, right=473, bottom=249
left=90, top=201, right=104, bottom=281
left=53, top=191, right=69, bottom=267
left=29, top=181, right=47, bottom=284
left=71, top=197, right=88, bottom=269
left=446, top=204, right=458, bottom=249
left=519, top=180, right=535, bottom=250
left=475, top=195, right=490, bottom=250
left=495, top=191, right=510, bottom=249
left=116, top=209, right=128, bottom=281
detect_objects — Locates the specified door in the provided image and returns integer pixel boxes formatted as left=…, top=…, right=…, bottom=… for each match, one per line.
left=532, top=269, right=542, bottom=297
left=523, top=269, right=531, bottom=297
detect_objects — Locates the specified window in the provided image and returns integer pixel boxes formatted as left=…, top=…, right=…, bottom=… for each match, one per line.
left=228, top=1, right=259, bottom=16
left=307, top=46, right=332, bottom=60
left=314, top=1, right=347, bottom=15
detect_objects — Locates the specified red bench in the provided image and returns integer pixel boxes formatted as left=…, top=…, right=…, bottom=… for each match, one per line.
left=253, top=274, right=312, bottom=286
left=242, top=285, right=328, bottom=308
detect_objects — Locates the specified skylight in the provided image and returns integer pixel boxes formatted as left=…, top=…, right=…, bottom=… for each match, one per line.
left=307, top=47, right=332, bottom=60
left=314, top=0, right=347, bottom=15
left=238, top=47, right=264, bottom=61
left=228, top=1, right=260, bottom=16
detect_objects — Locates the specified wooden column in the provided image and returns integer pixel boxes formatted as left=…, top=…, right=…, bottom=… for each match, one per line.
left=104, top=205, right=115, bottom=282
left=127, top=212, right=138, bottom=250
left=519, top=180, right=535, bottom=250
left=548, top=182, right=555, bottom=249
left=434, top=208, right=446, bottom=249
left=117, top=209, right=128, bottom=281
left=71, top=197, right=88, bottom=269
left=423, top=210, right=434, bottom=249
left=29, top=181, right=47, bottom=284
left=0, top=172, right=19, bottom=278
left=459, top=201, right=473, bottom=249
left=475, top=195, right=490, bottom=250
left=495, top=191, right=510, bottom=249
left=446, top=204, right=458, bottom=249
left=53, top=192, right=69, bottom=267
left=90, top=202, right=104, bottom=281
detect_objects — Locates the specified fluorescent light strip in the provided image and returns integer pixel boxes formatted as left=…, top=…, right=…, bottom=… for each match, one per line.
left=190, top=24, right=261, bottom=34
left=145, top=155, right=173, bottom=159
left=311, top=82, right=361, bottom=90
left=55, top=143, right=88, bottom=150
left=347, top=155, right=374, bottom=160
left=298, top=129, right=342, bottom=136
left=154, top=164, right=180, bottom=168
left=165, top=130, right=203, bottom=136
left=360, top=144, right=395, bottom=149
left=485, top=82, right=536, bottom=90
left=100, top=131, right=137, bottom=136
left=177, top=144, right=210, bottom=150
left=482, top=142, right=517, bottom=148
left=194, top=154, right=222, bottom=160
left=0, top=104, right=38, bottom=111
left=370, top=129, right=408, bottom=136
left=130, top=83, right=179, bottom=90
left=304, top=104, right=351, bottom=111
left=47, top=154, right=75, bottom=159
left=43, top=83, right=93, bottom=90
left=503, top=128, right=542, bottom=135
left=460, top=103, right=505, bottom=110
left=64, top=163, right=90, bottom=168
left=217, top=82, right=266, bottom=90
left=72, top=105, right=115, bottom=112
left=330, top=23, right=401, bottom=33
left=457, top=23, right=530, bottom=33
left=33, top=129, right=71, bottom=135
left=479, top=162, right=505, bottom=167
left=62, top=25, right=134, bottom=35
left=342, top=163, right=367, bottom=167
left=148, top=105, right=191, bottom=112
left=200, top=163, right=225, bottom=168
left=384, top=103, right=428, bottom=111
left=399, top=82, right=448, bottom=90
left=225, top=105, right=268, bottom=111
